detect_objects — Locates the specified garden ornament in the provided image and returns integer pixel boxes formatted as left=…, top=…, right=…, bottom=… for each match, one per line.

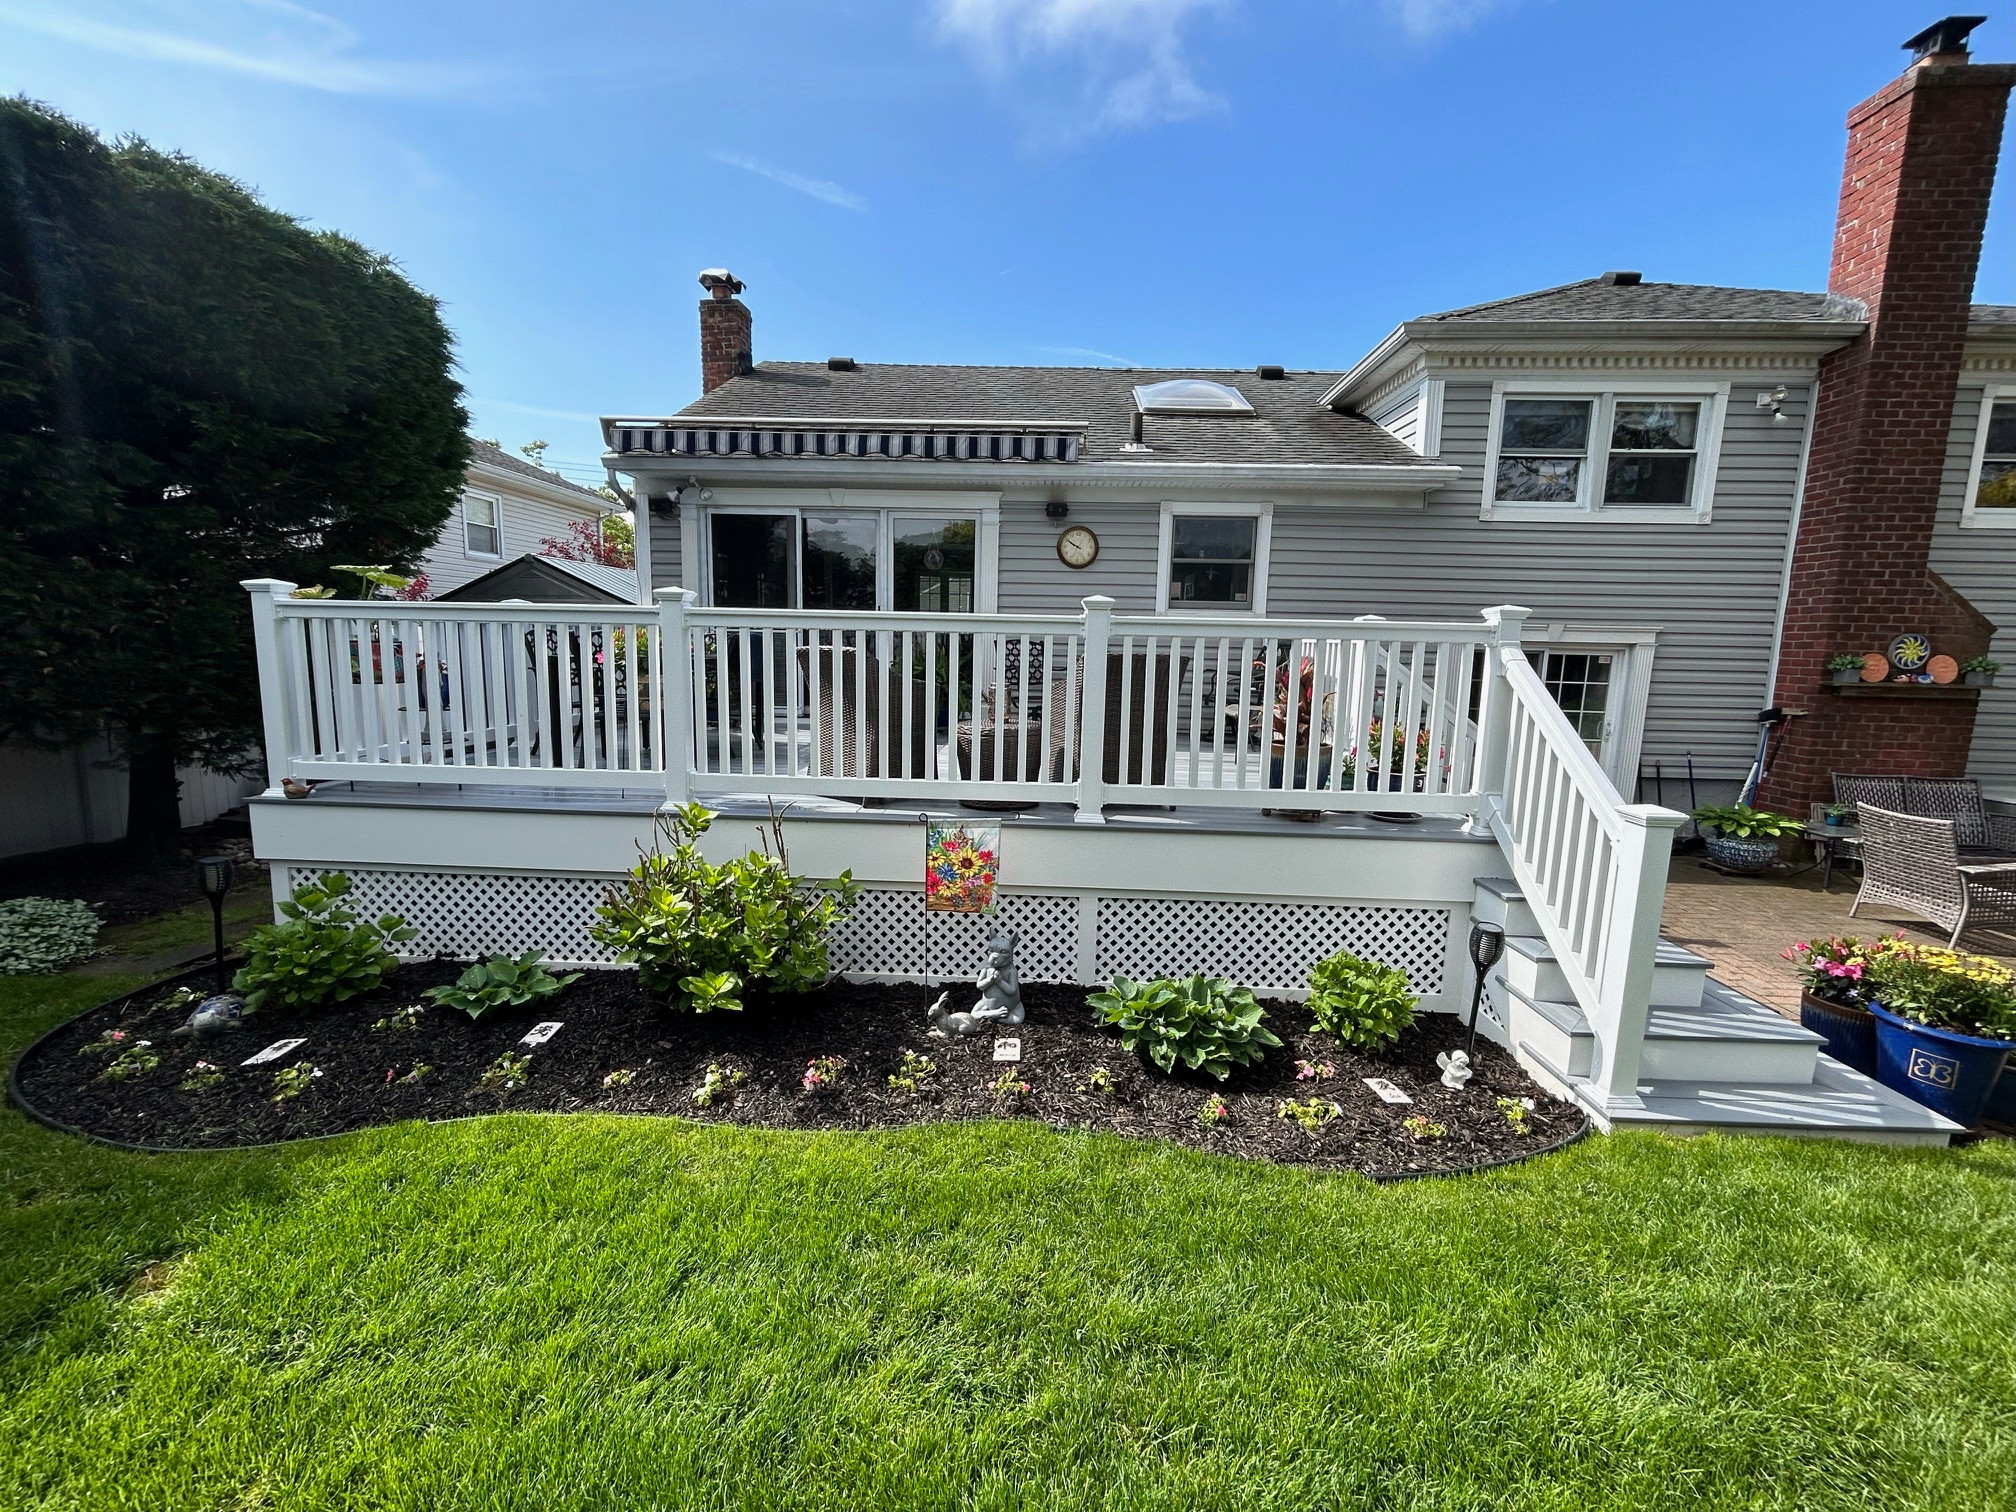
left=172, top=993, right=245, bottom=1040
left=925, top=930, right=1025, bottom=1037
left=1435, top=1049, right=1473, bottom=1090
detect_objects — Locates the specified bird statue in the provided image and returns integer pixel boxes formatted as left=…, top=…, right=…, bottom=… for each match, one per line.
left=281, top=777, right=315, bottom=800
left=172, top=994, right=245, bottom=1039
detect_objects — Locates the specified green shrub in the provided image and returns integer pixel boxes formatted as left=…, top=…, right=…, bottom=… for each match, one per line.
left=1307, top=950, right=1419, bottom=1050
left=590, top=803, right=858, bottom=1012
left=0, top=896, right=101, bottom=975
left=1689, top=803, right=1803, bottom=840
left=422, top=951, right=580, bottom=1020
left=232, top=873, right=415, bottom=1013
left=1088, top=974, right=1282, bottom=1081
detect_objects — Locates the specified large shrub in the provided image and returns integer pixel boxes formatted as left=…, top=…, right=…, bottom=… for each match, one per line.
left=1088, top=974, right=1282, bottom=1081
left=590, top=804, right=858, bottom=1012
left=233, top=873, right=415, bottom=1013
left=1307, top=949, right=1418, bottom=1050
left=0, top=896, right=101, bottom=974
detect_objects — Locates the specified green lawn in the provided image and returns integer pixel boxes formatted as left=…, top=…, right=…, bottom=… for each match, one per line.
left=3, top=963, right=2012, bottom=1511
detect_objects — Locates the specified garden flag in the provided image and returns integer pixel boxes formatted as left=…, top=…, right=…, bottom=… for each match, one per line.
left=924, top=820, right=1000, bottom=913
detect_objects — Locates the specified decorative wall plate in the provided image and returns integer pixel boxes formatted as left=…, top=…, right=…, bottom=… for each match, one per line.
left=1861, top=652, right=1890, bottom=683
left=1888, top=633, right=1933, bottom=672
left=1927, top=654, right=1959, bottom=684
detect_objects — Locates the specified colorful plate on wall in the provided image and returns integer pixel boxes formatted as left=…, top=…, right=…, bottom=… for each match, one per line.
left=1861, top=652, right=1890, bottom=683
left=1888, top=633, right=1933, bottom=671
left=1927, top=654, right=1959, bottom=684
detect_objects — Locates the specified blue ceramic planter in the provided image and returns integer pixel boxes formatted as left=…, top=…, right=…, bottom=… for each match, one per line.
left=1869, top=1003, right=2015, bottom=1127
left=1799, top=991, right=1878, bottom=1077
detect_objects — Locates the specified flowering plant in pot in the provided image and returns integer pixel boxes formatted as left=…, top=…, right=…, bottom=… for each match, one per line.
left=1826, top=652, right=1866, bottom=685
left=1860, top=938, right=2016, bottom=1126
left=1689, top=804, right=1803, bottom=872
left=1781, top=935, right=1879, bottom=1074
left=1959, top=654, right=2001, bottom=689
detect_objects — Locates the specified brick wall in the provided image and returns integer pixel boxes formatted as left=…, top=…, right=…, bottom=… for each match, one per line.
left=700, top=291, right=752, bottom=395
left=1762, top=56, right=2015, bottom=810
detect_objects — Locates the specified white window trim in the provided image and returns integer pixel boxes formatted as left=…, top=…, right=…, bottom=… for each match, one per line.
left=1155, top=501, right=1273, bottom=614
left=692, top=496, right=999, bottom=611
left=462, top=491, right=504, bottom=560
left=1959, top=383, right=2016, bottom=529
left=1480, top=379, right=1728, bottom=524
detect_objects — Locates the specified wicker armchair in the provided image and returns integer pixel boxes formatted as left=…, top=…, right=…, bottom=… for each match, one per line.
left=1851, top=805, right=2016, bottom=948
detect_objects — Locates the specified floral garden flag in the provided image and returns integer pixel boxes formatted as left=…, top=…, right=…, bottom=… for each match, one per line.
left=925, top=820, right=1000, bottom=913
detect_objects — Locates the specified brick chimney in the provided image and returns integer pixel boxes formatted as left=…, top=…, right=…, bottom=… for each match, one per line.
left=698, top=269, right=751, bottom=394
left=1761, top=18, right=2013, bottom=811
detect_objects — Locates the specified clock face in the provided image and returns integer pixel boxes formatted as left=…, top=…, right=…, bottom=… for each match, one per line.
left=1056, top=525, right=1099, bottom=568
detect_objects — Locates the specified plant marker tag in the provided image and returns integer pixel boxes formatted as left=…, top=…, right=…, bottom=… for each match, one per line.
left=992, top=1038, right=1021, bottom=1063
left=1362, top=1077, right=1413, bottom=1105
left=520, top=1021, right=563, bottom=1048
left=242, top=1038, right=306, bottom=1067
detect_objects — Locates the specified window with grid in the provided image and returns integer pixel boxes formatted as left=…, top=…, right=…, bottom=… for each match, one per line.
left=1538, top=652, right=1612, bottom=758
left=1493, top=394, right=1707, bottom=511
left=1977, top=401, right=2016, bottom=510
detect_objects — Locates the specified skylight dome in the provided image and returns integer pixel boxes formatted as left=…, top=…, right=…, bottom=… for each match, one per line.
left=1132, top=379, right=1254, bottom=415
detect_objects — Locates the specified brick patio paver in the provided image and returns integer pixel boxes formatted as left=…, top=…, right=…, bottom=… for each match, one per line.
left=1660, top=856, right=2016, bottom=1017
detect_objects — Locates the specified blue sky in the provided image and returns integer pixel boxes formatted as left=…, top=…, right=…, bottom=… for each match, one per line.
left=3, top=1, right=2011, bottom=485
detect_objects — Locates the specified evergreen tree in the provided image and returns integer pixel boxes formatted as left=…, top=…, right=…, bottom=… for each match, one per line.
left=0, top=100, right=468, bottom=854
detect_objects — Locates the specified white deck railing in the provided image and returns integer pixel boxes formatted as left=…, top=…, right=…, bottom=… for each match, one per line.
left=244, top=579, right=1680, bottom=1112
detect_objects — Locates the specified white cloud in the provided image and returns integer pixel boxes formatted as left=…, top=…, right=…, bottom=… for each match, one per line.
left=0, top=0, right=490, bottom=96
left=1039, top=345, right=1139, bottom=365
left=711, top=152, right=868, bottom=212
left=932, top=0, right=1226, bottom=136
left=1385, top=0, right=1510, bottom=41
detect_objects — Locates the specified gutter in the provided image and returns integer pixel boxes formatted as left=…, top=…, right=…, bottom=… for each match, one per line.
left=601, top=453, right=1462, bottom=494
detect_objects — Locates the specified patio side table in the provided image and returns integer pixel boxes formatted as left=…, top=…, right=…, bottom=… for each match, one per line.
left=1803, top=821, right=1861, bottom=891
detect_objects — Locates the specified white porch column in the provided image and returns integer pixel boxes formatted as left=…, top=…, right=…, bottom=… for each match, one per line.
left=1471, top=603, right=1530, bottom=831
left=242, top=578, right=297, bottom=796
left=1586, top=803, right=1684, bottom=1115
left=655, top=587, right=695, bottom=806
left=1074, top=596, right=1113, bottom=823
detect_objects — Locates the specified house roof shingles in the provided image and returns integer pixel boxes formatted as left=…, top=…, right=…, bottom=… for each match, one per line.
left=675, top=363, right=1435, bottom=468
left=470, top=439, right=609, bottom=501
left=1416, top=278, right=1870, bottom=324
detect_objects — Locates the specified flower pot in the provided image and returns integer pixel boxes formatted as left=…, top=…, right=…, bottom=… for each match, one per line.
left=1799, top=990, right=1877, bottom=1077
left=1963, top=672, right=1996, bottom=688
left=1824, top=813, right=1846, bottom=828
left=1701, top=831, right=1779, bottom=872
left=1832, top=667, right=1863, bottom=685
left=1266, top=746, right=1332, bottom=792
left=1869, top=1003, right=2015, bottom=1127
left=1985, top=1062, right=2016, bottom=1127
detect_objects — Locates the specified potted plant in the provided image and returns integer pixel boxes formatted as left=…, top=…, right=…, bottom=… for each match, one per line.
left=1826, top=652, right=1866, bottom=685
left=1781, top=936, right=1878, bottom=1075
left=1960, top=655, right=2001, bottom=689
left=1861, top=937, right=2016, bottom=1127
left=1262, top=654, right=1333, bottom=796
left=1689, top=803, right=1804, bottom=872
left=1823, top=803, right=1853, bottom=828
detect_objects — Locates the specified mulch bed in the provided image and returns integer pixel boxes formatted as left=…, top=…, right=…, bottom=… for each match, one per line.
left=11, top=963, right=1585, bottom=1178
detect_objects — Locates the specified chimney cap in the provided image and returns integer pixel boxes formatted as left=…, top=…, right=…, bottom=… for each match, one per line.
left=698, top=268, right=745, bottom=299
left=1903, top=15, right=1985, bottom=60
left=1597, top=270, right=1643, bottom=286
left=827, top=356, right=858, bottom=371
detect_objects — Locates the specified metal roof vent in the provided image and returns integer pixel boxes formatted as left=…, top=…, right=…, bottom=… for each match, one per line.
left=1256, top=364, right=1287, bottom=380
left=1132, top=378, right=1254, bottom=415
left=1597, top=271, right=1643, bottom=286
left=827, top=356, right=858, bottom=371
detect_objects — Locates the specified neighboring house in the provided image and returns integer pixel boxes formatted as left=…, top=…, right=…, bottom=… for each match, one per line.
left=613, top=23, right=2015, bottom=812
left=416, top=440, right=626, bottom=598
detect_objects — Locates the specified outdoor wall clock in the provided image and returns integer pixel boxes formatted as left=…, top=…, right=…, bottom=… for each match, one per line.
left=1056, top=525, right=1099, bottom=568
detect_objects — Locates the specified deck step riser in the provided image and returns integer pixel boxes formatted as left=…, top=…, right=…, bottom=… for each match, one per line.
left=1639, top=1039, right=1819, bottom=1085
left=1502, top=952, right=1709, bottom=1011
left=1504, top=994, right=1592, bottom=1078
left=1469, top=889, right=1540, bottom=937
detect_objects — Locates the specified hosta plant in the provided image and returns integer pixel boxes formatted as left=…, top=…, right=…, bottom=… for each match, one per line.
left=233, top=873, right=415, bottom=1013
left=0, top=896, right=101, bottom=975
left=422, top=951, right=580, bottom=1020
left=1688, top=803, right=1803, bottom=840
left=590, top=804, right=858, bottom=1013
left=1088, top=974, right=1282, bottom=1081
left=1307, top=950, right=1418, bottom=1050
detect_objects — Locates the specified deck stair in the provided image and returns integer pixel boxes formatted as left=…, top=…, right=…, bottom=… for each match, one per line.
left=1471, top=878, right=1958, bottom=1144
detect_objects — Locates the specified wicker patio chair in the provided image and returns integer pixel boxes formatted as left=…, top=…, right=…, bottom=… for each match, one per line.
left=1851, top=805, right=2016, bottom=947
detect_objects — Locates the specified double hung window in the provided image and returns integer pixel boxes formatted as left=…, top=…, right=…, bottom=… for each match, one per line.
left=1488, top=388, right=1720, bottom=517
left=463, top=493, right=502, bottom=557
left=1157, top=504, right=1270, bottom=612
left=1971, top=398, right=2016, bottom=515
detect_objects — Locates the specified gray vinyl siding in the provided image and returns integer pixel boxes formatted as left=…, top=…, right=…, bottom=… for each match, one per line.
left=1930, top=384, right=2016, bottom=788
left=417, top=483, right=602, bottom=595
left=1365, top=381, right=1425, bottom=454
left=647, top=507, right=685, bottom=595
left=998, top=498, right=1161, bottom=613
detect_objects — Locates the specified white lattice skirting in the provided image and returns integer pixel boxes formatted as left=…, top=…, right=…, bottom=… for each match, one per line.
left=288, top=867, right=1450, bottom=997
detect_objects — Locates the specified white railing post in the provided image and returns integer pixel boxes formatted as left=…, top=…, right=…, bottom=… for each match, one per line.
left=655, top=587, right=694, bottom=805
left=1074, top=596, right=1114, bottom=823
left=1471, top=603, right=1530, bottom=830
left=242, top=578, right=297, bottom=795
left=1586, top=804, right=1684, bottom=1115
